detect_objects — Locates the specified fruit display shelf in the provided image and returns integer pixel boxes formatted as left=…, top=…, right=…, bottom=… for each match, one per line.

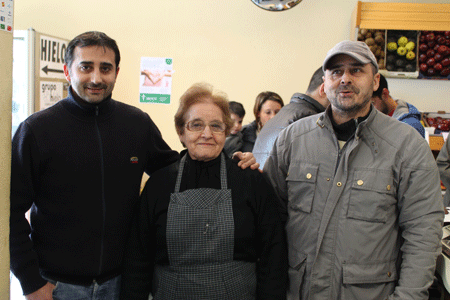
left=351, top=2, right=450, bottom=80
left=418, top=31, right=450, bottom=80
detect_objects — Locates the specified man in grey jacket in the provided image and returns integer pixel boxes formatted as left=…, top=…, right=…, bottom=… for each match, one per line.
left=252, top=67, right=330, bottom=166
left=264, top=40, right=444, bottom=300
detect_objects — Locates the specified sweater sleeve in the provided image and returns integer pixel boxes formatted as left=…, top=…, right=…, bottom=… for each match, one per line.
left=120, top=182, right=155, bottom=300
left=10, top=122, right=48, bottom=295
left=253, top=172, right=288, bottom=300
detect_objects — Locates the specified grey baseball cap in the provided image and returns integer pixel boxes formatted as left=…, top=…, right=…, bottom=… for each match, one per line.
left=322, top=40, right=378, bottom=73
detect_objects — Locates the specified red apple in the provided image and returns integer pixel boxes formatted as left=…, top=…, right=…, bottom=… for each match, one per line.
left=420, top=63, right=429, bottom=73
left=434, top=63, right=443, bottom=72
left=441, top=68, right=450, bottom=77
left=426, top=32, right=435, bottom=41
left=434, top=44, right=440, bottom=51
left=427, top=49, right=435, bottom=57
left=419, top=43, right=428, bottom=52
left=438, top=45, right=449, bottom=54
left=420, top=63, right=428, bottom=73
left=434, top=53, right=443, bottom=62
left=419, top=53, right=428, bottom=63
left=428, top=40, right=436, bottom=48
left=437, top=36, right=447, bottom=45
left=446, top=39, right=450, bottom=46
left=441, top=57, right=450, bottom=67
left=427, top=68, right=436, bottom=76
left=427, top=58, right=436, bottom=66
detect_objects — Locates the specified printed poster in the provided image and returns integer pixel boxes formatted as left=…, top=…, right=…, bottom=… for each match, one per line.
left=40, top=81, right=63, bottom=110
left=139, top=57, right=173, bottom=104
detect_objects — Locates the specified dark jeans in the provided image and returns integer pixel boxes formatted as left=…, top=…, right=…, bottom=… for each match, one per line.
left=42, top=275, right=121, bottom=300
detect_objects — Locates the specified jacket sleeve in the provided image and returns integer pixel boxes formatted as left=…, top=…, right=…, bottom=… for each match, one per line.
left=10, top=121, right=48, bottom=295
left=120, top=183, right=155, bottom=300
left=262, top=133, right=289, bottom=223
left=437, top=138, right=450, bottom=206
left=253, top=172, right=288, bottom=300
left=390, top=139, right=444, bottom=299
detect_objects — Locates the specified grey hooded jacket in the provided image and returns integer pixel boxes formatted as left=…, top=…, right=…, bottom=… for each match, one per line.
left=253, top=93, right=326, bottom=166
left=264, top=106, right=443, bottom=300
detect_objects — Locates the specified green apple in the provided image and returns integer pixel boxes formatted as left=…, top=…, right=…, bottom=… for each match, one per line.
left=398, top=36, right=408, bottom=47
left=406, top=51, right=416, bottom=60
left=405, top=41, right=415, bottom=51
left=397, top=46, right=407, bottom=56
left=387, top=42, right=398, bottom=52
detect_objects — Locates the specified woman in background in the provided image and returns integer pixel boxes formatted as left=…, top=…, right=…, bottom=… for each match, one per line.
left=241, top=91, right=284, bottom=152
left=120, top=83, right=287, bottom=300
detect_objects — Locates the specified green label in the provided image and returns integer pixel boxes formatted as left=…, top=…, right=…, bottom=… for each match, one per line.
left=140, top=93, right=171, bottom=104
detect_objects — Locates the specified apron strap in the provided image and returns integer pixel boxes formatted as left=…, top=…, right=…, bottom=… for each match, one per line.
left=174, top=152, right=228, bottom=193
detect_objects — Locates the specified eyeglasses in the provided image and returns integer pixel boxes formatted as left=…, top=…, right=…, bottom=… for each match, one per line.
left=185, top=120, right=226, bottom=133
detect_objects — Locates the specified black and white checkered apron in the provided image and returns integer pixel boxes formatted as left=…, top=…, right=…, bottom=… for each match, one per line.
left=152, top=153, right=256, bottom=300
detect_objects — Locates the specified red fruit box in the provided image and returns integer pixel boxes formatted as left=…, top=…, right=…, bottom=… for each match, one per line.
left=423, top=112, right=450, bottom=151
left=417, top=31, right=450, bottom=80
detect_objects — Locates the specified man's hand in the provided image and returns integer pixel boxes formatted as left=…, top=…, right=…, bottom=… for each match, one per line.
left=232, top=151, right=260, bottom=170
left=25, top=282, right=56, bottom=300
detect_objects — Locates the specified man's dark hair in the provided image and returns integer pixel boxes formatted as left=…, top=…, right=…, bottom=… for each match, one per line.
left=305, top=67, right=324, bottom=94
left=229, top=101, right=246, bottom=118
left=372, top=73, right=388, bottom=98
left=65, top=31, right=120, bottom=69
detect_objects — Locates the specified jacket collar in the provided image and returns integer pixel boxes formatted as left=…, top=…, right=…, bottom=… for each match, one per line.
left=317, top=104, right=378, bottom=138
left=60, top=87, right=115, bottom=121
left=290, top=93, right=326, bottom=112
left=316, top=105, right=381, bottom=155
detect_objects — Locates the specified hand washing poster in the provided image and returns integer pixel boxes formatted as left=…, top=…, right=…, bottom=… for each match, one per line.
left=139, top=57, right=173, bottom=104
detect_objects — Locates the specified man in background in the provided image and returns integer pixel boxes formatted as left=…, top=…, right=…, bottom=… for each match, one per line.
left=264, top=40, right=443, bottom=299
left=252, top=67, right=329, bottom=166
left=372, top=73, right=425, bottom=137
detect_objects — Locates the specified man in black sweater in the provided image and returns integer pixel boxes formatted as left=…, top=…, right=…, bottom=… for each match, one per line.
left=10, top=31, right=256, bottom=300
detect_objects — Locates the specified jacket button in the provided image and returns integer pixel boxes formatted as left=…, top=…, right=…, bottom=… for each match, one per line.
left=306, top=173, right=312, bottom=179
left=387, top=272, right=392, bottom=277
left=337, top=182, right=342, bottom=187
left=357, top=180, right=364, bottom=186
left=387, top=185, right=391, bottom=191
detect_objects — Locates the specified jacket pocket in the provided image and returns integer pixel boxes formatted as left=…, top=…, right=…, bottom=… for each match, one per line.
left=342, top=259, right=397, bottom=300
left=343, top=259, right=398, bottom=284
left=347, top=168, right=396, bottom=223
left=286, top=163, right=319, bottom=214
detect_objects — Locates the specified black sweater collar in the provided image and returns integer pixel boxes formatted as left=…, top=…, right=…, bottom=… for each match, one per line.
left=60, top=87, right=115, bottom=121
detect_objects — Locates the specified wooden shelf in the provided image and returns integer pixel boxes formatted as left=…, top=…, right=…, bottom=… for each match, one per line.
left=351, top=2, right=450, bottom=39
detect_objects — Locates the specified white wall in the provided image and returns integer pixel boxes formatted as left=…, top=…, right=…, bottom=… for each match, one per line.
left=13, top=0, right=450, bottom=151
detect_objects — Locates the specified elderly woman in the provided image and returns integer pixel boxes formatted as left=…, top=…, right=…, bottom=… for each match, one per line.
left=120, top=83, right=288, bottom=300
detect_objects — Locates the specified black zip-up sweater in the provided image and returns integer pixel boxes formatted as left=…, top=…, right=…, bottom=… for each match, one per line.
left=10, top=89, right=179, bottom=295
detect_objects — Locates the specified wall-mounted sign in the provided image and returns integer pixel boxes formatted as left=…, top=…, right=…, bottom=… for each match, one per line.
left=40, top=81, right=63, bottom=110
left=139, top=57, right=174, bottom=104
left=0, top=0, right=13, bottom=32
left=39, top=35, right=68, bottom=79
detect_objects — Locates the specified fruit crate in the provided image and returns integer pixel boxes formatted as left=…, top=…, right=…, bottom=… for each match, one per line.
left=417, top=31, right=450, bottom=80
left=382, top=30, right=419, bottom=79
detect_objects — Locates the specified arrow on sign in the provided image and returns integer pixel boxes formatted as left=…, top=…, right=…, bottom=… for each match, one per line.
left=42, top=65, right=64, bottom=75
